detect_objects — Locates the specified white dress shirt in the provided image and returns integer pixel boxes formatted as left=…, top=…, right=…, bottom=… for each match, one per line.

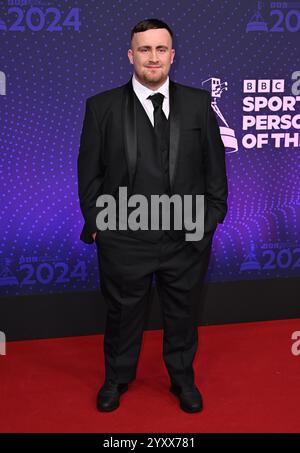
left=131, top=73, right=169, bottom=127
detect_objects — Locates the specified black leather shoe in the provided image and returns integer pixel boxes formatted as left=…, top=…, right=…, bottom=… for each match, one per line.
left=97, top=380, right=129, bottom=412
left=170, top=383, right=203, bottom=413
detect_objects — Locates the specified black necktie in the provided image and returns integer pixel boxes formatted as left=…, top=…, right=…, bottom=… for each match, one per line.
left=147, top=93, right=168, bottom=141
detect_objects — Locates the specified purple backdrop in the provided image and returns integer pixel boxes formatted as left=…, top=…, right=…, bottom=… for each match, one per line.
left=0, top=0, right=299, bottom=296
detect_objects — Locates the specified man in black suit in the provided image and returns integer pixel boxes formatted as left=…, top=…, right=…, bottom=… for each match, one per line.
left=77, top=18, right=228, bottom=413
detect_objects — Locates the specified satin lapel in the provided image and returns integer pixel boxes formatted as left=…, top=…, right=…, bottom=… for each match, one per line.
left=168, top=80, right=180, bottom=192
left=122, top=79, right=137, bottom=192
left=122, top=78, right=180, bottom=193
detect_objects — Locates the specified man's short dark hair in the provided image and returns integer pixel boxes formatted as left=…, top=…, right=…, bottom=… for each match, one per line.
left=130, top=18, right=173, bottom=42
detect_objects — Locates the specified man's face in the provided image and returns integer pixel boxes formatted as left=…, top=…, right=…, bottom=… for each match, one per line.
left=128, top=28, right=175, bottom=89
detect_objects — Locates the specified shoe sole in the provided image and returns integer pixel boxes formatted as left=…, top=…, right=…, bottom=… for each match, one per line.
left=170, top=387, right=203, bottom=413
left=97, top=385, right=128, bottom=412
left=97, top=401, right=120, bottom=412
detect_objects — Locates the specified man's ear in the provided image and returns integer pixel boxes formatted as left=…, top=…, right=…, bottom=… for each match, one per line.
left=171, top=48, right=175, bottom=64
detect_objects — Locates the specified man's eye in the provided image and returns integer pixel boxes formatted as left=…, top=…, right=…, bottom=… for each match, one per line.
left=140, top=49, right=166, bottom=52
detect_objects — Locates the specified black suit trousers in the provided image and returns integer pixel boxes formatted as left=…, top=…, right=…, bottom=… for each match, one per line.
left=95, top=230, right=213, bottom=388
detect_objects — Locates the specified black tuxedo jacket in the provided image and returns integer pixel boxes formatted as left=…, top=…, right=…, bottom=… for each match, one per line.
left=77, top=78, right=228, bottom=245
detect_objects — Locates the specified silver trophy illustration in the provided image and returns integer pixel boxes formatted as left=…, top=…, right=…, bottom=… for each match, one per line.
left=202, top=77, right=238, bottom=154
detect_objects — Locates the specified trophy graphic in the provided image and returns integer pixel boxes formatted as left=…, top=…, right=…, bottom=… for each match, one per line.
left=202, top=77, right=238, bottom=154
left=246, top=1, right=268, bottom=32
left=240, top=242, right=261, bottom=272
left=0, top=71, right=6, bottom=96
left=0, top=18, right=7, bottom=31
left=0, top=330, right=6, bottom=356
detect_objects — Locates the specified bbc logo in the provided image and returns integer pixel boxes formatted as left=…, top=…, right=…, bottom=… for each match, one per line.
left=243, top=79, right=285, bottom=93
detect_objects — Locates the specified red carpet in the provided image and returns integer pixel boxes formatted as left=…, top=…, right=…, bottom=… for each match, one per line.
left=1, top=318, right=300, bottom=433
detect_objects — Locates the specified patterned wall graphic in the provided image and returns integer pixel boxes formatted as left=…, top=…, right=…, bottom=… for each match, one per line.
left=0, top=0, right=299, bottom=296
